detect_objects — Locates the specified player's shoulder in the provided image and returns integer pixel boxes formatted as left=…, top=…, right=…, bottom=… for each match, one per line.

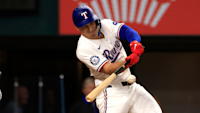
left=77, top=36, right=90, bottom=50
left=101, top=19, right=112, bottom=22
left=101, top=19, right=124, bottom=29
left=100, top=19, right=116, bottom=31
left=101, top=19, right=114, bottom=25
left=76, top=36, right=93, bottom=56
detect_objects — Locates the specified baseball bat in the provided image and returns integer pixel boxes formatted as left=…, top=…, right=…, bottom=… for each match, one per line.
left=86, top=60, right=130, bottom=102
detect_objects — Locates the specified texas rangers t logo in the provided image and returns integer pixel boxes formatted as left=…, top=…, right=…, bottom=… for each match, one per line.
left=81, top=11, right=88, bottom=19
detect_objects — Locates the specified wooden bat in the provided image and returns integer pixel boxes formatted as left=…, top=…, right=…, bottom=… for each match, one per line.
left=86, top=60, right=130, bottom=102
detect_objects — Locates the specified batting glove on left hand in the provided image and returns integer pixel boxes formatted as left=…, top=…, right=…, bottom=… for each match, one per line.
left=129, top=40, right=144, bottom=56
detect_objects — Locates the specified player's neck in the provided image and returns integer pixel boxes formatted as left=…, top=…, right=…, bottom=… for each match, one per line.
left=86, top=33, right=104, bottom=39
left=97, top=33, right=104, bottom=39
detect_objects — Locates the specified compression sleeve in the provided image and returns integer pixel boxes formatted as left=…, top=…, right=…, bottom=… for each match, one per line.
left=119, top=25, right=141, bottom=43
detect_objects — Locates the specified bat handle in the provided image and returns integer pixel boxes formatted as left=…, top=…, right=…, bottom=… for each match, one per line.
left=124, top=60, right=130, bottom=66
left=114, top=60, right=130, bottom=75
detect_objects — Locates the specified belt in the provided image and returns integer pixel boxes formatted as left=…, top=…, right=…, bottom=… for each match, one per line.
left=107, top=82, right=131, bottom=88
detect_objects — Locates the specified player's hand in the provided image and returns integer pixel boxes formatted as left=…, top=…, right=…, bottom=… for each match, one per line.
left=129, top=40, right=144, bottom=56
left=125, top=53, right=139, bottom=68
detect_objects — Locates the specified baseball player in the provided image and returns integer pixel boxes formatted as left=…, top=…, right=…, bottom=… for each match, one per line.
left=73, top=5, right=162, bottom=113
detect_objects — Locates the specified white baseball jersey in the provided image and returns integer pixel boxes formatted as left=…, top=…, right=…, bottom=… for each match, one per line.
left=76, top=19, right=131, bottom=86
left=76, top=19, right=162, bottom=113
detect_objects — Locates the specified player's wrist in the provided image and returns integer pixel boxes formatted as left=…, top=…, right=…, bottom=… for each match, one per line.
left=129, top=40, right=138, bottom=47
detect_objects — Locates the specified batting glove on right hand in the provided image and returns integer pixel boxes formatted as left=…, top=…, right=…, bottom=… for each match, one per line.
left=125, top=53, right=139, bottom=68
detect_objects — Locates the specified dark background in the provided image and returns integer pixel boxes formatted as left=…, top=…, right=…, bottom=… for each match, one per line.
left=0, top=0, right=200, bottom=113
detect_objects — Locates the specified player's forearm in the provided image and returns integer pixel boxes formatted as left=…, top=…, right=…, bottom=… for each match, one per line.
left=100, top=61, right=126, bottom=75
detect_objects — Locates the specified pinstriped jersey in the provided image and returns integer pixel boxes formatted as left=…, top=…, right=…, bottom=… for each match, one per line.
left=76, top=19, right=131, bottom=86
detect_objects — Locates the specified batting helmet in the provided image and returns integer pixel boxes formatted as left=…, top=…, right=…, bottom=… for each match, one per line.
left=72, top=5, right=99, bottom=27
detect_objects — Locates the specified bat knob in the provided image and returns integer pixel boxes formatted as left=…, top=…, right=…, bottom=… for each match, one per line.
left=85, top=96, right=92, bottom=103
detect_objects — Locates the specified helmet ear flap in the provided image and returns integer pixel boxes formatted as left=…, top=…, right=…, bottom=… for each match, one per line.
left=95, top=19, right=101, bottom=36
left=95, top=19, right=101, bottom=26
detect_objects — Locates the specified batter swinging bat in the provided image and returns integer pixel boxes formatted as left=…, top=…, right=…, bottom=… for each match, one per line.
left=86, top=60, right=130, bottom=102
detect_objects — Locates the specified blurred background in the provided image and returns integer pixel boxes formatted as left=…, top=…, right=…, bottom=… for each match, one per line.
left=0, top=0, right=200, bottom=113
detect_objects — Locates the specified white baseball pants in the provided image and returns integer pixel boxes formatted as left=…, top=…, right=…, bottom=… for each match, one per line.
left=96, top=82, right=162, bottom=113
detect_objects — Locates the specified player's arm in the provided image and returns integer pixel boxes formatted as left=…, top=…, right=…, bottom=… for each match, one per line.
left=119, top=25, right=144, bottom=56
left=100, top=61, right=124, bottom=75
left=100, top=56, right=139, bottom=75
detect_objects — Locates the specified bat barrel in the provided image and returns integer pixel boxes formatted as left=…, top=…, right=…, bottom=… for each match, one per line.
left=86, top=73, right=117, bottom=102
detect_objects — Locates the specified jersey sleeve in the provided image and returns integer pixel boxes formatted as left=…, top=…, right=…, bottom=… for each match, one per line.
left=76, top=48, right=109, bottom=72
left=101, top=19, right=124, bottom=38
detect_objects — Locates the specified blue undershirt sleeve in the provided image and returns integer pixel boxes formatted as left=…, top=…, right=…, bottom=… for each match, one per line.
left=119, top=25, right=141, bottom=43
